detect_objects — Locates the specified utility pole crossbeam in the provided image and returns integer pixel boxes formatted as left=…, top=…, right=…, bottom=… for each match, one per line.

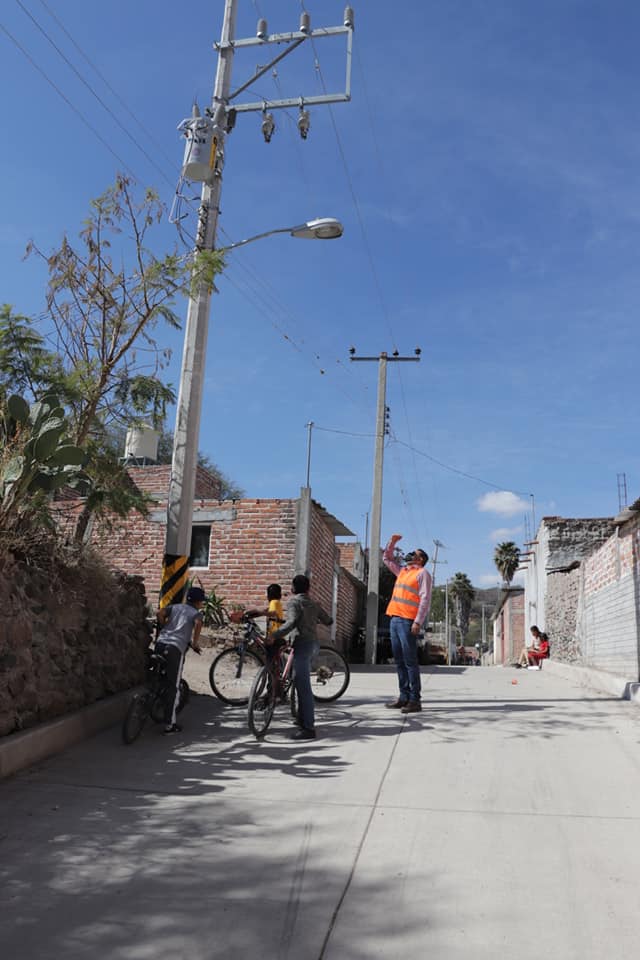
left=350, top=349, right=421, bottom=663
left=161, top=0, right=353, bottom=606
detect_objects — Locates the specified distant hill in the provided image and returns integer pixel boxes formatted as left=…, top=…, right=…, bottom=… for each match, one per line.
left=471, top=585, right=501, bottom=613
left=467, top=585, right=503, bottom=646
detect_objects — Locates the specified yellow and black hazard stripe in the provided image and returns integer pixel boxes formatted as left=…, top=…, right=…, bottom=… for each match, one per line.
left=160, top=554, right=189, bottom=607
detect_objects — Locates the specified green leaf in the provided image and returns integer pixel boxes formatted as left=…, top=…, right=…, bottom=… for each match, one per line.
left=33, top=426, right=65, bottom=461
left=7, top=395, right=29, bottom=423
left=30, top=471, right=54, bottom=492
left=48, top=444, right=86, bottom=467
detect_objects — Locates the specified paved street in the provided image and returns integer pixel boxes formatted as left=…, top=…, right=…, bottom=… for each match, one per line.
left=2, top=656, right=640, bottom=960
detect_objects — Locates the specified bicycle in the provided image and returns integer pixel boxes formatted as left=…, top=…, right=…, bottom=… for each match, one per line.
left=247, top=639, right=298, bottom=738
left=121, top=647, right=190, bottom=744
left=209, top=614, right=350, bottom=705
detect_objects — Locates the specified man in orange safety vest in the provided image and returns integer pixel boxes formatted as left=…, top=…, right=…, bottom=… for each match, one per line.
left=383, top=533, right=432, bottom=713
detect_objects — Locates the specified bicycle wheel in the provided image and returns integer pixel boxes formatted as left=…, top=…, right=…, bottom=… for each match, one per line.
left=150, top=692, right=165, bottom=724
left=209, top=647, right=263, bottom=705
left=247, top=666, right=276, bottom=738
left=122, top=694, right=149, bottom=744
left=310, top=646, right=350, bottom=702
left=177, top=678, right=189, bottom=713
left=290, top=681, right=299, bottom=721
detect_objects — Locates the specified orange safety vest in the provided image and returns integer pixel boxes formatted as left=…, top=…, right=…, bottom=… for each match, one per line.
left=386, top=566, right=421, bottom=620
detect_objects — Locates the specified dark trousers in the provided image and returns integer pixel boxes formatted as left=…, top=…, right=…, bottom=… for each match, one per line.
left=155, top=641, right=184, bottom=725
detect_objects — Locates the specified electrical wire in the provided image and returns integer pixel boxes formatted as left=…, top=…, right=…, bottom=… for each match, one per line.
left=308, top=29, right=439, bottom=539
left=217, top=225, right=371, bottom=411
left=14, top=0, right=176, bottom=189
left=0, top=18, right=137, bottom=178
left=308, top=35, right=398, bottom=351
left=389, top=436, right=534, bottom=497
left=35, top=0, right=179, bottom=176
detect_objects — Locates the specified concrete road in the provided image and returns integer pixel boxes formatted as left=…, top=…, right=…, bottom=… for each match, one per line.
left=1, top=655, right=640, bottom=960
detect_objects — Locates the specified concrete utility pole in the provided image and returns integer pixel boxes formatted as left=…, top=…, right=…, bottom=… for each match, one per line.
left=161, top=1, right=354, bottom=605
left=444, top=576, right=450, bottom=663
left=350, top=348, right=421, bottom=663
left=428, top=537, right=447, bottom=654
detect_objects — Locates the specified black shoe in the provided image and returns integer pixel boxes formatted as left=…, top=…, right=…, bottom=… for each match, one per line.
left=386, top=699, right=408, bottom=709
left=163, top=724, right=182, bottom=735
left=290, top=727, right=316, bottom=741
left=400, top=701, right=421, bottom=714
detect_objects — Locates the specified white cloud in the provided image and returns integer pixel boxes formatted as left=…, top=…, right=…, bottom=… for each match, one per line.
left=476, top=573, right=502, bottom=586
left=489, top=525, right=523, bottom=543
left=477, top=491, right=530, bottom=517
left=476, top=570, right=525, bottom=588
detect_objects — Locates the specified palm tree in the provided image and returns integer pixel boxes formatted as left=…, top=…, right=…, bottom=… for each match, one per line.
left=494, top=541, right=521, bottom=585
left=449, top=572, right=475, bottom=641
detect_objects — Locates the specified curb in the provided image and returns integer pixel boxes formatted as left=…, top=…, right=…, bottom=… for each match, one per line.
left=543, top=659, right=640, bottom=704
left=0, top=690, right=134, bottom=781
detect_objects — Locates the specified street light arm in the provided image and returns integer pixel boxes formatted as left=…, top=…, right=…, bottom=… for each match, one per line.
left=223, top=217, right=343, bottom=251
left=224, top=227, right=291, bottom=251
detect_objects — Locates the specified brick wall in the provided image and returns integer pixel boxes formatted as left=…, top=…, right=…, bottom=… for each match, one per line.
left=337, top=542, right=366, bottom=581
left=306, top=506, right=340, bottom=646
left=493, top=589, right=524, bottom=664
left=575, top=517, right=640, bottom=679
left=63, top=477, right=362, bottom=651
left=126, top=465, right=222, bottom=500
left=335, top=568, right=365, bottom=655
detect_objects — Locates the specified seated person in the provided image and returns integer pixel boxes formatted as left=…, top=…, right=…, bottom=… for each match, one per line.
left=528, top=631, right=550, bottom=666
left=517, top=624, right=542, bottom=667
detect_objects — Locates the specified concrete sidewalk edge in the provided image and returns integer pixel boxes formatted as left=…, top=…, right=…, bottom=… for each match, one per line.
left=0, top=690, right=134, bottom=780
left=543, top=659, right=640, bottom=703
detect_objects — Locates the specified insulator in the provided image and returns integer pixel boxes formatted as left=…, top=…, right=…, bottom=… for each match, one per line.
left=261, top=112, right=275, bottom=143
left=297, top=108, right=310, bottom=140
left=300, top=12, right=311, bottom=34
left=344, top=5, right=355, bottom=29
left=257, top=18, right=267, bottom=39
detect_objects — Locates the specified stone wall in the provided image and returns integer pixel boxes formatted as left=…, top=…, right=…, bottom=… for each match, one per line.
left=0, top=551, right=150, bottom=738
left=546, top=566, right=581, bottom=662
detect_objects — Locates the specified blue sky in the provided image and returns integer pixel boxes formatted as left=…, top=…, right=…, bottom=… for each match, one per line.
left=2, top=0, right=639, bottom=588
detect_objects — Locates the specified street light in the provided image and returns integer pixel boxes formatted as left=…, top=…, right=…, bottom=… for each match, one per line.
left=161, top=217, right=344, bottom=606
left=224, top=218, right=344, bottom=251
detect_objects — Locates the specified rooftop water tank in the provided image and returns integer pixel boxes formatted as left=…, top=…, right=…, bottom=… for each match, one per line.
left=124, top=426, right=159, bottom=464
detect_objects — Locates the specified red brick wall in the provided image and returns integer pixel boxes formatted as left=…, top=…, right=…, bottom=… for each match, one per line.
left=493, top=590, right=524, bottom=664
left=204, top=500, right=297, bottom=609
left=128, top=465, right=222, bottom=499
left=57, top=470, right=363, bottom=651
left=336, top=569, right=364, bottom=655
left=307, top=506, right=338, bottom=627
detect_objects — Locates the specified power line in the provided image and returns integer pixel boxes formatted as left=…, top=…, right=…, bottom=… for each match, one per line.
left=389, top=436, right=534, bottom=497
left=35, top=0, right=181, bottom=177
left=15, top=0, right=175, bottom=188
left=309, top=37, right=398, bottom=350
left=0, top=19, right=136, bottom=177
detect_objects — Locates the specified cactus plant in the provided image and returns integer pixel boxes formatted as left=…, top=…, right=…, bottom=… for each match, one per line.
left=0, top=393, right=88, bottom=527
